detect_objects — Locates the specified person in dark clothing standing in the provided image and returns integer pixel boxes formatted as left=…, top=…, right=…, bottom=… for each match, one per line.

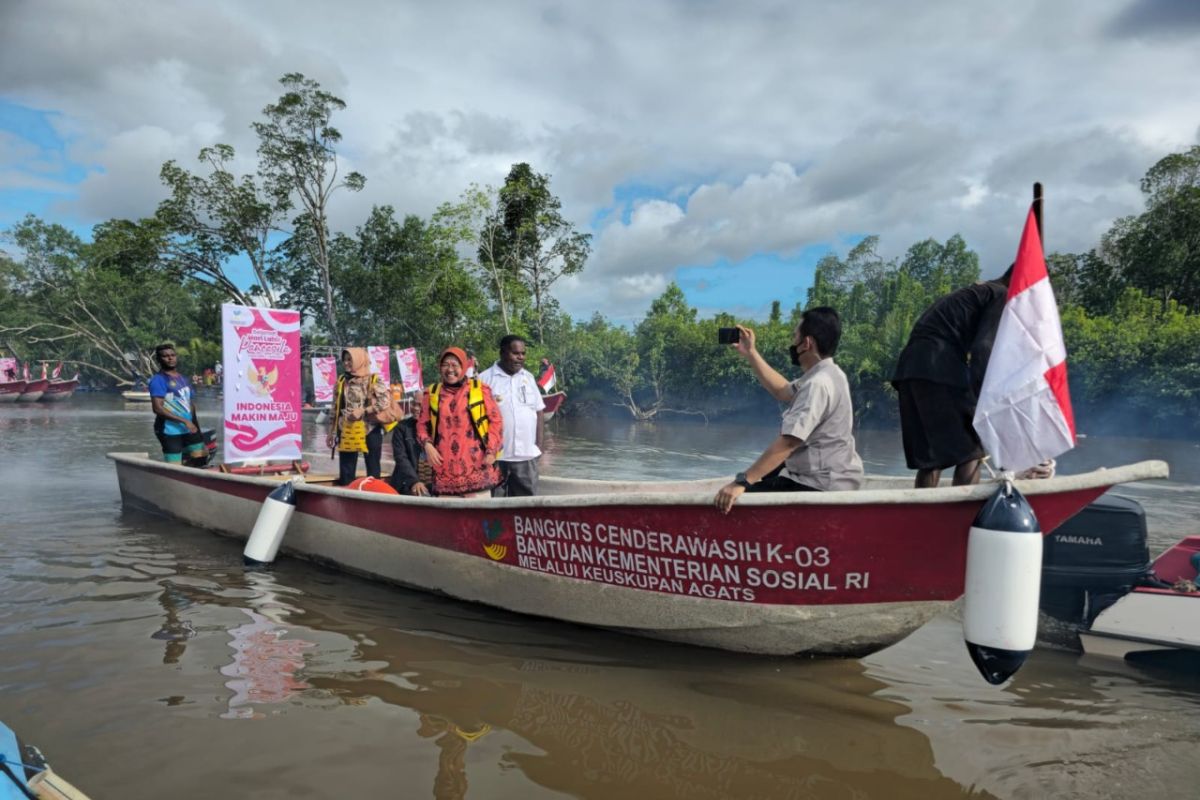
left=389, top=415, right=430, bottom=496
left=892, top=268, right=1011, bottom=488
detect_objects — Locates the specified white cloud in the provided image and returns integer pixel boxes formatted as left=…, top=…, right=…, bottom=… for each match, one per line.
left=2, top=0, right=1199, bottom=320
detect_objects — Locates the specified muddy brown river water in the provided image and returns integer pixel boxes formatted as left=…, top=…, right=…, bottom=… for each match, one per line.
left=2, top=396, right=1198, bottom=798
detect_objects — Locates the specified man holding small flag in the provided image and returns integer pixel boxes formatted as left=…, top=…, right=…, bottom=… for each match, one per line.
left=972, top=206, right=1075, bottom=472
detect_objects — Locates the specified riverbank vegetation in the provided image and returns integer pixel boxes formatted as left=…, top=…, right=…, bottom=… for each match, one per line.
left=2, top=74, right=1197, bottom=435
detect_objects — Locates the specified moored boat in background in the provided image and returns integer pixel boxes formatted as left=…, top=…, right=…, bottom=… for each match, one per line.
left=542, top=391, right=566, bottom=420
left=39, top=375, right=80, bottom=402
left=0, top=380, right=24, bottom=403
left=17, top=379, right=49, bottom=402
left=121, top=390, right=152, bottom=402
left=108, top=451, right=1166, bottom=657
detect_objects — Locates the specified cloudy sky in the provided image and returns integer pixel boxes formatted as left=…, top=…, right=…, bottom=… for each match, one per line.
left=2, top=0, right=1199, bottom=322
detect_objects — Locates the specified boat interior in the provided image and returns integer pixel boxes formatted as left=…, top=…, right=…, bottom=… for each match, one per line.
left=195, top=452, right=1168, bottom=503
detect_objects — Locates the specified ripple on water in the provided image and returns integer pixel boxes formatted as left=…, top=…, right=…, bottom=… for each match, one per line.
left=4, top=398, right=1200, bottom=799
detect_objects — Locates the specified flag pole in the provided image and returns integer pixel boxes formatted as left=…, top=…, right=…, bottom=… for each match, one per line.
left=1032, top=182, right=1043, bottom=241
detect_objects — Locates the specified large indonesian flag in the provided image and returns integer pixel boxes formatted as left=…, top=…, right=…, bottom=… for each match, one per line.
left=973, top=207, right=1075, bottom=472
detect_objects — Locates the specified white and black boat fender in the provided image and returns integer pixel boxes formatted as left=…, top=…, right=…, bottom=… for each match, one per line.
left=243, top=481, right=297, bottom=567
left=963, top=481, right=1042, bottom=685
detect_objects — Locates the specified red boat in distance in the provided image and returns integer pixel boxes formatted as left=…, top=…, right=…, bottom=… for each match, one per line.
left=18, top=379, right=49, bottom=402
left=39, top=376, right=80, bottom=402
left=0, top=380, right=25, bottom=403
left=542, top=391, right=566, bottom=420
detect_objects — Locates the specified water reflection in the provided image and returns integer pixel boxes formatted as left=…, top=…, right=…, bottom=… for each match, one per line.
left=147, top=559, right=316, bottom=716
left=5, top=396, right=1200, bottom=799
left=285, top=589, right=976, bottom=800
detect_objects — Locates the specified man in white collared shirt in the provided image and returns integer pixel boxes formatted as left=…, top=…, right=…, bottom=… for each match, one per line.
left=479, top=335, right=546, bottom=496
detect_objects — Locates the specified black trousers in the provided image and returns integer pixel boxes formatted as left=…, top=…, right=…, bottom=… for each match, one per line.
left=746, top=464, right=820, bottom=493
left=337, top=425, right=384, bottom=485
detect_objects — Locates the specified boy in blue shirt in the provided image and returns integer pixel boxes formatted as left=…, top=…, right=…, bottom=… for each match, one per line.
left=149, top=343, right=208, bottom=466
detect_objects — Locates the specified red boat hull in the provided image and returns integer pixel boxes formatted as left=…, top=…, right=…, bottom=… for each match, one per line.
left=109, top=453, right=1166, bottom=654
left=542, top=391, right=566, bottom=419
left=39, top=379, right=79, bottom=401
left=0, top=380, right=25, bottom=402
left=17, top=379, right=49, bottom=402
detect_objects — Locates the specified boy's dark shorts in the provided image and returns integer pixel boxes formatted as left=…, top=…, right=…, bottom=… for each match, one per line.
left=896, top=379, right=985, bottom=470
left=157, top=430, right=207, bottom=464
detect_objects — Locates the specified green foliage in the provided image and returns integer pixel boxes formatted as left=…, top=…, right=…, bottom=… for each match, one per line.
left=252, top=72, right=366, bottom=342
left=1062, top=288, right=1200, bottom=429
left=804, top=235, right=983, bottom=422
left=157, top=144, right=283, bottom=305
left=486, top=164, right=591, bottom=343
left=0, top=215, right=219, bottom=383
left=1088, top=145, right=1200, bottom=312
left=4, top=87, right=1198, bottom=438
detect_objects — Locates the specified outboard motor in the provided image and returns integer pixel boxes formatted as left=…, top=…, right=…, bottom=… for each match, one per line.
left=1040, top=493, right=1154, bottom=626
left=183, top=428, right=218, bottom=468
left=202, top=428, right=219, bottom=460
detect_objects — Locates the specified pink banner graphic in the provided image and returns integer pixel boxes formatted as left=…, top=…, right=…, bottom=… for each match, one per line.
left=222, top=304, right=302, bottom=462
left=0, top=357, right=16, bottom=381
left=395, top=347, right=423, bottom=394
left=368, top=346, right=391, bottom=384
left=311, top=356, right=337, bottom=405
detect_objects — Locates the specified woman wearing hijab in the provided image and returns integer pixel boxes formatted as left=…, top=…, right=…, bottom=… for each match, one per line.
left=416, top=347, right=503, bottom=497
left=329, top=347, right=392, bottom=485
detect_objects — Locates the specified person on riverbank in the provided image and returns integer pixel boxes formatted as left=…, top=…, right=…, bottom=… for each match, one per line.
left=416, top=347, right=503, bottom=497
left=149, top=343, right=208, bottom=466
left=328, top=348, right=392, bottom=486
left=479, top=335, right=545, bottom=497
left=891, top=268, right=1011, bottom=488
left=714, top=308, right=864, bottom=513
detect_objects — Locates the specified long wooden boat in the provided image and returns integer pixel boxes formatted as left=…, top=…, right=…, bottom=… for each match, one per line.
left=0, top=380, right=24, bottom=403
left=108, top=452, right=1167, bottom=657
left=542, top=391, right=566, bottom=419
left=17, top=378, right=49, bottom=402
left=39, top=377, right=80, bottom=402
left=121, top=390, right=152, bottom=402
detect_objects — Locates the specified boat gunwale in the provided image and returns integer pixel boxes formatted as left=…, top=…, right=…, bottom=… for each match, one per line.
left=107, top=452, right=1168, bottom=510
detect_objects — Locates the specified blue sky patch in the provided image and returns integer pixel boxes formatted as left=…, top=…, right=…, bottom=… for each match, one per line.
left=0, top=99, right=88, bottom=230
left=675, top=246, right=831, bottom=320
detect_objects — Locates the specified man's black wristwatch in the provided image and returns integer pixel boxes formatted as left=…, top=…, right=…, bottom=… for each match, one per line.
left=734, top=472, right=753, bottom=489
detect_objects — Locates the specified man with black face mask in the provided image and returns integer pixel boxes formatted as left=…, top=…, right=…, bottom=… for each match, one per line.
left=714, top=307, right=863, bottom=514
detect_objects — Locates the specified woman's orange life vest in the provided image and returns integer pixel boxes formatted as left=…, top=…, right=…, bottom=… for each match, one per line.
left=427, top=378, right=493, bottom=452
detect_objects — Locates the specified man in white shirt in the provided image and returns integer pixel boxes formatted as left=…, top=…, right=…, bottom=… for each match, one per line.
left=478, top=335, right=546, bottom=496
left=714, top=307, right=864, bottom=514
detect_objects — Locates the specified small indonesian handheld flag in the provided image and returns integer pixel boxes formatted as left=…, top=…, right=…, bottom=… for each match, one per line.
left=51, top=362, right=63, bottom=379
left=537, top=359, right=556, bottom=392
left=23, top=362, right=30, bottom=381
left=465, top=356, right=477, bottom=378
left=973, top=207, right=1076, bottom=472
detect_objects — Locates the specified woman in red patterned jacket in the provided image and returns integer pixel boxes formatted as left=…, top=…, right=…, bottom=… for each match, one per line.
left=416, top=347, right=503, bottom=497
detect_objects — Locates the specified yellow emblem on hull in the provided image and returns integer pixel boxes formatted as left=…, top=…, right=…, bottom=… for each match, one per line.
left=483, top=543, right=507, bottom=561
